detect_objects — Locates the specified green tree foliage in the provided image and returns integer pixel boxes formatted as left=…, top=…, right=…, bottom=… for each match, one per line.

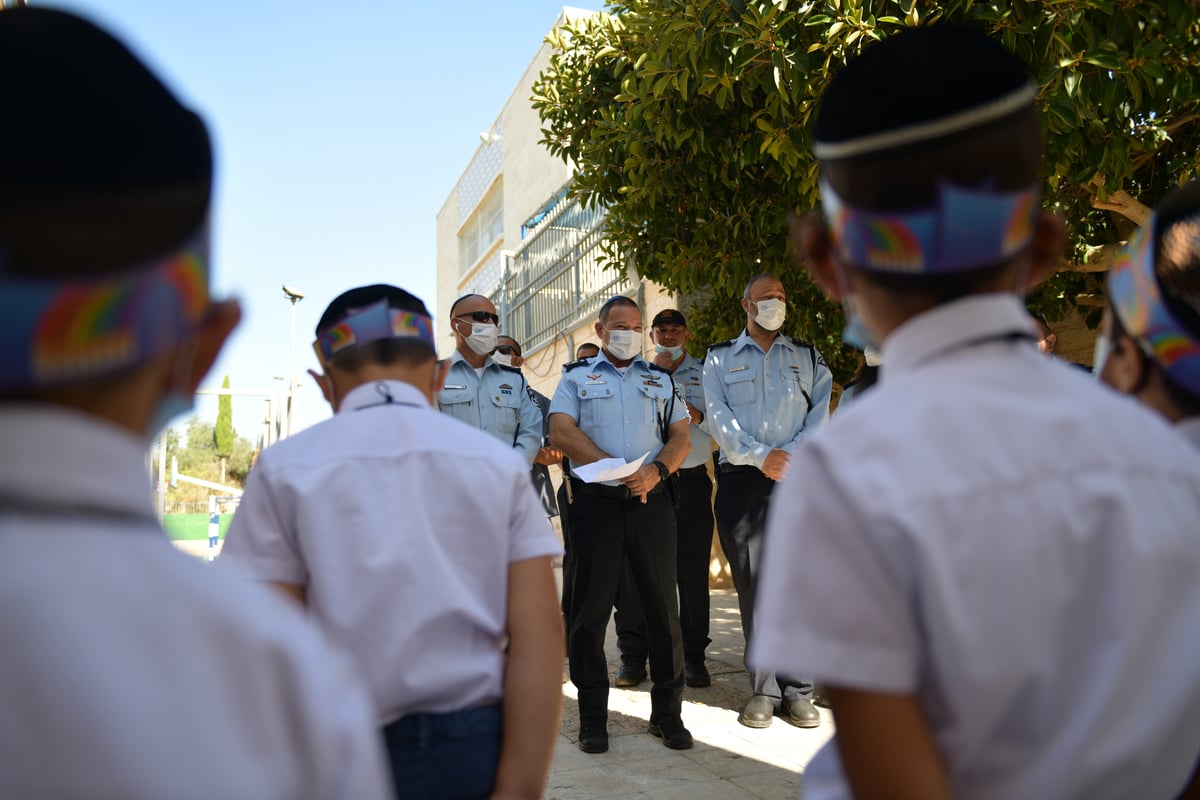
left=532, top=0, right=1200, bottom=381
left=214, top=375, right=233, bottom=459
left=169, top=416, right=254, bottom=503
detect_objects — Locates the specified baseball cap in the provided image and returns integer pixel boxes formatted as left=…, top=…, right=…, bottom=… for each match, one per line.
left=652, top=309, right=687, bottom=328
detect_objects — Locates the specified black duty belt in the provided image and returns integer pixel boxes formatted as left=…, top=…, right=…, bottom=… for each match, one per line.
left=677, top=464, right=710, bottom=477
left=719, top=463, right=764, bottom=477
left=569, top=478, right=666, bottom=501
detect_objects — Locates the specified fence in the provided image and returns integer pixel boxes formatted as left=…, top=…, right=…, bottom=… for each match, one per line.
left=491, top=187, right=630, bottom=356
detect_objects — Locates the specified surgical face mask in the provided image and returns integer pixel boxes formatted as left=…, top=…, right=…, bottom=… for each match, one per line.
left=458, top=320, right=498, bottom=355
left=491, top=352, right=516, bottom=368
left=841, top=296, right=878, bottom=352
left=753, top=298, right=786, bottom=331
left=1092, top=333, right=1112, bottom=380
left=145, top=391, right=193, bottom=440
left=654, top=344, right=683, bottom=360
left=605, top=328, right=643, bottom=361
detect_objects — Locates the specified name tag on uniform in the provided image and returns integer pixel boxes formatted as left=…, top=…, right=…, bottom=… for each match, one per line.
left=443, top=384, right=467, bottom=390
left=728, top=365, right=748, bottom=373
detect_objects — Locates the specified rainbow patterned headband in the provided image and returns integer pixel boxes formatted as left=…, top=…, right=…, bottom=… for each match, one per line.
left=0, top=223, right=210, bottom=390
left=1107, top=215, right=1200, bottom=395
left=313, top=299, right=435, bottom=364
left=820, top=179, right=1040, bottom=275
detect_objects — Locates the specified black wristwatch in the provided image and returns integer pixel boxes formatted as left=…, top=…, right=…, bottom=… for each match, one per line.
left=651, top=459, right=670, bottom=481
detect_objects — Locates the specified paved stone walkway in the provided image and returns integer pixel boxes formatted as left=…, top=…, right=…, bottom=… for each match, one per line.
left=548, top=588, right=832, bottom=799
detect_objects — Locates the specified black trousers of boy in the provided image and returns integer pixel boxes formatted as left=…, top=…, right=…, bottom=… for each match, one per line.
left=614, top=465, right=714, bottom=670
left=713, top=465, right=811, bottom=705
left=565, top=481, right=685, bottom=727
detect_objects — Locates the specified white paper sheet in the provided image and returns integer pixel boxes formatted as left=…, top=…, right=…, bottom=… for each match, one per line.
left=572, top=452, right=650, bottom=484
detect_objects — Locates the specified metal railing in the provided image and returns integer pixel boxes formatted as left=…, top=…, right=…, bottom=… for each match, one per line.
left=492, top=188, right=629, bottom=354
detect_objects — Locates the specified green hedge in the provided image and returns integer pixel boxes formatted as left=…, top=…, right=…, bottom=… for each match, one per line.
left=162, top=513, right=234, bottom=541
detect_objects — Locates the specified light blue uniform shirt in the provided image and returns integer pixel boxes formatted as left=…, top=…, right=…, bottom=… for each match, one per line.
left=670, top=354, right=715, bottom=470
left=702, top=328, right=832, bottom=468
left=437, top=352, right=542, bottom=466
left=550, top=350, right=689, bottom=481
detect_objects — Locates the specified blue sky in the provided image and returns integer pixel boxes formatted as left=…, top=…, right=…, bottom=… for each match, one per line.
left=50, top=0, right=594, bottom=440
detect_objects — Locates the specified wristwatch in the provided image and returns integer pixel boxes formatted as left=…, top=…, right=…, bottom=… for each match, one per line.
left=651, top=459, right=670, bottom=481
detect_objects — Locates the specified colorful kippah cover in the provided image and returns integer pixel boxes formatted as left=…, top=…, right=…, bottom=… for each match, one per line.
left=1108, top=215, right=1200, bottom=395
left=0, top=223, right=210, bottom=390
left=820, top=179, right=1040, bottom=275
left=312, top=299, right=435, bottom=364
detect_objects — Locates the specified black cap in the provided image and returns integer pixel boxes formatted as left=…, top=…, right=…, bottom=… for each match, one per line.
left=652, top=309, right=687, bottom=328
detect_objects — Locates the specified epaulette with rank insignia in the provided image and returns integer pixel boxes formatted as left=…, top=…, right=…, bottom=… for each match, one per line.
left=495, top=362, right=523, bottom=375
left=783, top=336, right=823, bottom=371
left=706, top=337, right=737, bottom=353
left=646, top=362, right=672, bottom=376
left=561, top=358, right=591, bottom=371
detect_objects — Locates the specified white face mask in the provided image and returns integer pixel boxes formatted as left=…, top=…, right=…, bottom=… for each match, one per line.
left=491, top=352, right=516, bottom=368
left=458, top=320, right=498, bottom=355
left=654, top=344, right=683, bottom=360
left=605, top=328, right=643, bottom=361
left=753, top=298, right=786, bottom=331
left=1092, top=334, right=1112, bottom=381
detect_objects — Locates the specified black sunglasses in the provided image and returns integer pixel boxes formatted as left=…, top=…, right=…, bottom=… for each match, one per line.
left=495, top=344, right=520, bottom=356
left=456, top=311, right=499, bottom=325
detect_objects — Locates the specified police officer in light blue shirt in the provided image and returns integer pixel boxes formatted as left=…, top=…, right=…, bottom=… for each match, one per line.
left=550, top=295, right=693, bottom=754
left=437, top=294, right=542, bottom=466
left=702, top=273, right=832, bottom=731
left=613, top=309, right=718, bottom=691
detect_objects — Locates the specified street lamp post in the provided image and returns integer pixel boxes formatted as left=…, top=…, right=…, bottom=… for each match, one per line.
left=282, top=285, right=305, bottom=437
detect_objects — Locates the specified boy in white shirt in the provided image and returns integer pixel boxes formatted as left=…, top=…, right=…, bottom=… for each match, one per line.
left=0, top=8, right=389, bottom=797
left=751, top=23, right=1200, bottom=800
left=222, top=284, right=564, bottom=798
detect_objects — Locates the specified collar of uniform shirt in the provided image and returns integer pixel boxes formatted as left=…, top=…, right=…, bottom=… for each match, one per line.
left=732, top=327, right=799, bottom=354
left=880, top=293, right=1037, bottom=376
left=338, top=380, right=429, bottom=414
left=593, top=347, right=650, bottom=372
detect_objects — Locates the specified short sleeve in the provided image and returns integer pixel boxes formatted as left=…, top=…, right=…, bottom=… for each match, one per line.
left=220, top=453, right=309, bottom=586
left=506, top=466, right=563, bottom=564
left=549, top=370, right=581, bottom=421
left=749, top=441, right=921, bottom=693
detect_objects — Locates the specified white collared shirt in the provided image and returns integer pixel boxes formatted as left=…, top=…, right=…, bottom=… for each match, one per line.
left=0, top=406, right=390, bottom=799
left=221, top=380, right=561, bottom=723
left=751, top=294, right=1200, bottom=800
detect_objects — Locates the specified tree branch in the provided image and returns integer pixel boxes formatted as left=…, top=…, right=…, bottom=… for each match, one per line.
left=1056, top=241, right=1122, bottom=274
left=1087, top=174, right=1151, bottom=228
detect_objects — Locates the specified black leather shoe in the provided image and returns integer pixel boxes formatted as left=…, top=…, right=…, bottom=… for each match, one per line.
left=577, top=725, right=609, bottom=753
left=615, top=664, right=647, bottom=688
left=738, top=694, right=775, bottom=729
left=684, top=661, right=711, bottom=688
left=648, top=719, right=694, bottom=750
left=782, top=697, right=821, bottom=728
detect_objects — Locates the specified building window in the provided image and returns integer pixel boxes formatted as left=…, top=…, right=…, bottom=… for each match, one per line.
left=459, top=188, right=503, bottom=276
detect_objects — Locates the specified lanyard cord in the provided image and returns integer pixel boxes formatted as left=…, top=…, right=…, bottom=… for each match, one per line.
left=352, top=381, right=421, bottom=412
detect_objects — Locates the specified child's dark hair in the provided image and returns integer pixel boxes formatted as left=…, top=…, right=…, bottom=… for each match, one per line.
left=317, top=285, right=436, bottom=370
left=815, top=24, right=1042, bottom=300
left=0, top=8, right=212, bottom=279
